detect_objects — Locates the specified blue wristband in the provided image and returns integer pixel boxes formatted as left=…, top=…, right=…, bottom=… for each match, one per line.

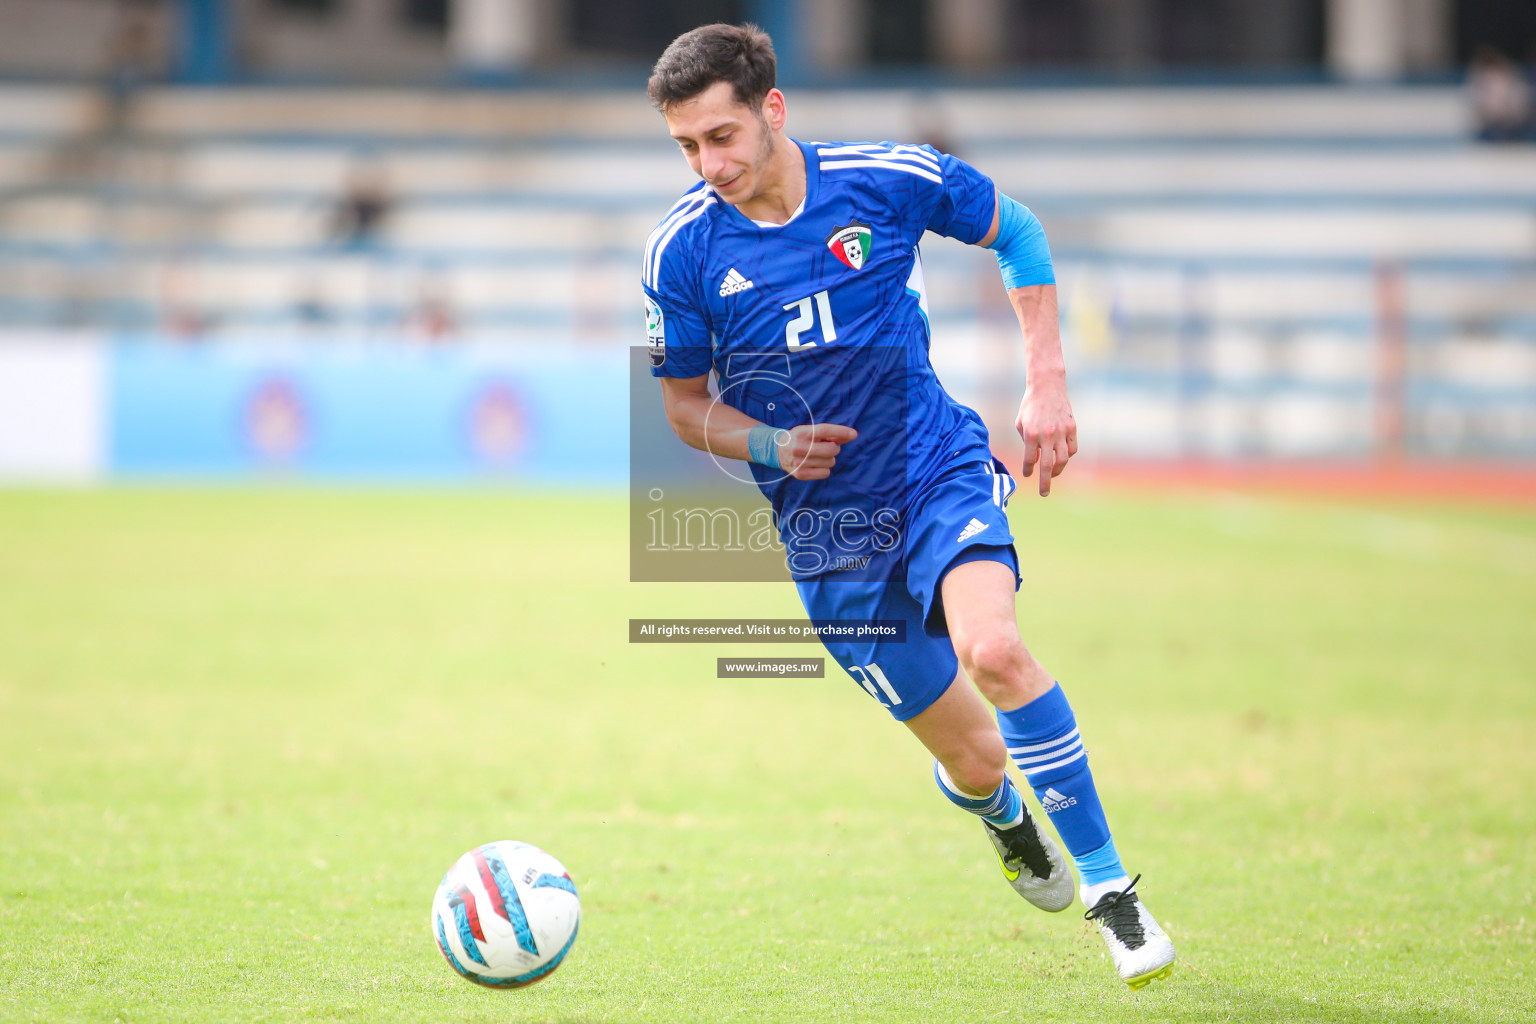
left=747, top=425, right=783, bottom=469
left=987, top=194, right=1055, bottom=289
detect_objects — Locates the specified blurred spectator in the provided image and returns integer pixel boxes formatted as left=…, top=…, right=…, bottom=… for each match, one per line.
left=1528, top=40, right=1536, bottom=120
left=404, top=274, right=457, bottom=344
left=159, top=257, right=211, bottom=340
left=293, top=280, right=332, bottom=328
left=909, top=92, right=957, bottom=157
left=53, top=0, right=161, bottom=182
left=103, top=0, right=160, bottom=136
left=331, top=162, right=393, bottom=247
left=1468, top=46, right=1533, bottom=143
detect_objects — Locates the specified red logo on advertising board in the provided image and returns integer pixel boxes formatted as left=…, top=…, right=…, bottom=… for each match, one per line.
left=245, top=376, right=308, bottom=463
left=467, top=381, right=529, bottom=465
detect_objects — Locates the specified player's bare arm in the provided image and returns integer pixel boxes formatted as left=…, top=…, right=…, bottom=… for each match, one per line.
left=977, top=193, right=1077, bottom=497
left=1011, top=285, right=1076, bottom=497
left=658, top=374, right=857, bottom=481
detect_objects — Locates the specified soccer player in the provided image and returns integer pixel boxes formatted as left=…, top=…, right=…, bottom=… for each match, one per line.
left=641, top=23, right=1176, bottom=989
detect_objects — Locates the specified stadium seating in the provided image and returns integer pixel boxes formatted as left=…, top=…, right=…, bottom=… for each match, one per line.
left=0, top=83, right=1532, bottom=456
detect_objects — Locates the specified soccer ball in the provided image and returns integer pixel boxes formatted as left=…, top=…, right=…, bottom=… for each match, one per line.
left=430, top=840, right=581, bottom=988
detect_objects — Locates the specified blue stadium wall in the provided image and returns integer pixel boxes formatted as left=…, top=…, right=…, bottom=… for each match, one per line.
left=0, top=339, right=628, bottom=484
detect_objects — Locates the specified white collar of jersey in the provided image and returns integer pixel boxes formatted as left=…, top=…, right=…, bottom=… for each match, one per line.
left=750, top=196, right=806, bottom=229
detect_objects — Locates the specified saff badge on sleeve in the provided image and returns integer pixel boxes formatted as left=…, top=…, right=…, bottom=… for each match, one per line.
left=645, top=295, right=665, bottom=367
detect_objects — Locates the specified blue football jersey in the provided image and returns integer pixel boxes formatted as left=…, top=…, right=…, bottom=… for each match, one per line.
left=642, top=139, right=1000, bottom=579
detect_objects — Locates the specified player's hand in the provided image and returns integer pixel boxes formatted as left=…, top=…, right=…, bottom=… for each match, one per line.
left=1016, top=378, right=1077, bottom=497
left=777, top=422, right=858, bottom=481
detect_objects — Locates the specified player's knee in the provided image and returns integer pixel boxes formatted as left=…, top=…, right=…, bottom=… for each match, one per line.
left=959, top=632, right=1029, bottom=694
left=943, top=735, right=1008, bottom=795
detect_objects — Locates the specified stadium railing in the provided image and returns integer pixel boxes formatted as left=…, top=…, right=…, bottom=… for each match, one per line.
left=0, top=83, right=1532, bottom=460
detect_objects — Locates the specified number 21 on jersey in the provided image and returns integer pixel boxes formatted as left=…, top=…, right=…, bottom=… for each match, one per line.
left=784, top=289, right=837, bottom=351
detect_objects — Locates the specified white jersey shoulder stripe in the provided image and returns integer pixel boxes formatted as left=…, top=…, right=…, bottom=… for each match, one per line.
left=643, top=195, right=706, bottom=280
left=644, top=193, right=717, bottom=290
left=819, top=159, right=943, bottom=185
left=817, top=142, right=941, bottom=164
left=644, top=191, right=711, bottom=284
left=821, top=150, right=942, bottom=174
left=817, top=143, right=941, bottom=170
left=816, top=143, right=905, bottom=157
left=851, top=151, right=945, bottom=174
left=646, top=190, right=710, bottom=246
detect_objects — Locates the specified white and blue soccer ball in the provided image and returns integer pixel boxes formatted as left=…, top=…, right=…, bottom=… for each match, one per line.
left=430, top=840, right=581, bottom=989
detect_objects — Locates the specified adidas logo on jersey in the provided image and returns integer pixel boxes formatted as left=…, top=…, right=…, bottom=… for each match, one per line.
left=956, top=518, right=989, bottom=543
left=719, top=268, right=755, bottom=297
left=1040, top=787, right=1078, bottom=813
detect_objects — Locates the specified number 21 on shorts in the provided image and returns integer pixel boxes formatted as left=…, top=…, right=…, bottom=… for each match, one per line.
left=848, top=662, right=901, bottom=706
left=785, top=290, right=836, bottom=351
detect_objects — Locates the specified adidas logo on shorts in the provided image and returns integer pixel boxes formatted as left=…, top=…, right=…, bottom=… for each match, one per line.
left=719, top=268, right=755, bottom=297
left=956, top=518, right=989, bottom=543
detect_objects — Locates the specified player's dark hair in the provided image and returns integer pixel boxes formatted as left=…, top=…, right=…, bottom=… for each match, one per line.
left=647, top=23, right=777, bottom=113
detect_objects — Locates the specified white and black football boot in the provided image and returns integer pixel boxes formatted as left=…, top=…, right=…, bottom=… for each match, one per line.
left=1084, top=875, right=1176, bottom=989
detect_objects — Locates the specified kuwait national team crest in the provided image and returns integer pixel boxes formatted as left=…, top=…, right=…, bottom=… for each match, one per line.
left=826, top=222, right=872, bottom=271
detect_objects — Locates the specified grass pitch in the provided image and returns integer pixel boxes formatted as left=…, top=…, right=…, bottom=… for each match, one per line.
left=1, top=485, right=1533, bottom=1023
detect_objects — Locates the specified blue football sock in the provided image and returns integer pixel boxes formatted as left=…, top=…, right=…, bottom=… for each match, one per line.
left=932, top=760, right=1025, bottom=828
left=996, top=682, right=1127, bottom=885
left=1075, top=837, right=1125, bottom=884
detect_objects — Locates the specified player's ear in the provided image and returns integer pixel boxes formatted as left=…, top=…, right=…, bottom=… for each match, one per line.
left=762, top=89, right=787, bottom=132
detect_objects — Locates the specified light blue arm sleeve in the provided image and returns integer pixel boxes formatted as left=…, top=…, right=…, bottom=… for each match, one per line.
left=746, top=425, right=782, bottom=469
left=985, top=194, right=1055, bottom=289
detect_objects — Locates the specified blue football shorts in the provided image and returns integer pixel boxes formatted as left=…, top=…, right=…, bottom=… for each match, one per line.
left=794, top=454, right=1022, bottom=722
